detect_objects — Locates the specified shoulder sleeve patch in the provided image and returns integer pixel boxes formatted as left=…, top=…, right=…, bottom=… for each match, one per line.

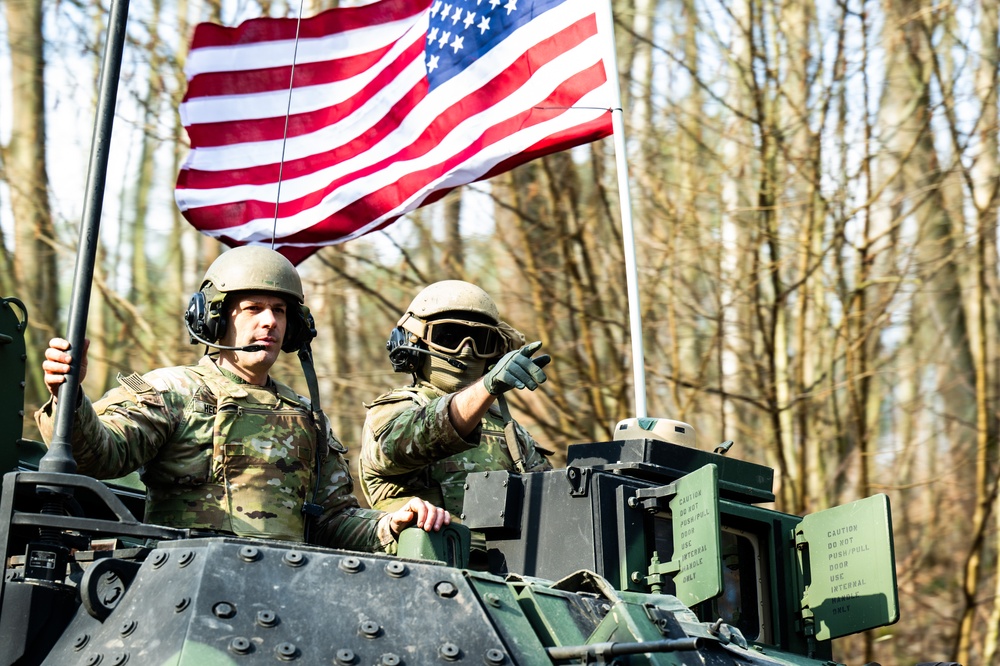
left=116, top=372, right=165, bottom=407
left=366, top=391, right=417, bottom=409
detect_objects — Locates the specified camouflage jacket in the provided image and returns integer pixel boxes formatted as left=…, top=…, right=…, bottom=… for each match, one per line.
left=36, top=356, right=393, bottom=552
left=360, top=381, right=551, bottom=515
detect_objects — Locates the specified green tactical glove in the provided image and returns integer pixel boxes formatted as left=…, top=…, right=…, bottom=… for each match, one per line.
left=483, top=341, right=551, bottom=396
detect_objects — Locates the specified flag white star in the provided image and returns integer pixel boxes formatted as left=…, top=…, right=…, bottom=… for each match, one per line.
left=440, top=3, right=452, bottom=21
left=438, top=30, right=451, bottom=48
left=505, top=0, right=517, bottom=14
left=478, top=16, right=490, bottom=33
left=427, top=53, right=440, bottom=72
left=450, top=35, right=464, bottom=52
left=451, top=8, right=462, bottom=24
left=430, top=1, right=441, bottom=17
left=464, top=10, right=476, bottom=29
left=489, top=0, right=500, bottom=9
left=428, top=26, right=439, bottom=42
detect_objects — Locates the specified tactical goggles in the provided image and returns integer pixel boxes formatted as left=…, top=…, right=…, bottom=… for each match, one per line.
left=423, top=319, right=505, bottom=358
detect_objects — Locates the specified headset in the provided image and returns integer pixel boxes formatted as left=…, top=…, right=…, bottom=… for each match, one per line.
left=386, top=326, right=466, bottom=373
left=185, top=290, right=317, bottom=354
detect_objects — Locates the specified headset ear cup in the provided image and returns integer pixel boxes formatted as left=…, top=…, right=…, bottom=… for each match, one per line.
left=185, top=291, right=223, bottom=343
left=386, top=326, right=423, bottom=373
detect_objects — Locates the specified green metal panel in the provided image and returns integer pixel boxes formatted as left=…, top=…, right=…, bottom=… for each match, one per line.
left=513, top=586, right=591, bottom=647
left=670, top=464, right=723, bottom=607
left=396, top=522, right=471, bottom=567
left=466, top=574, right=553, bottom=664
left=794, top=493, right=899, bottom=641
left=0, top=298, right=28, bottom=474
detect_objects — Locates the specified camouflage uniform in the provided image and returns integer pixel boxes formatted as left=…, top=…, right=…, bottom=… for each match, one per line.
left=36, top=356, right=394, bottom=552
left=360, top=381, right=551, bottom=515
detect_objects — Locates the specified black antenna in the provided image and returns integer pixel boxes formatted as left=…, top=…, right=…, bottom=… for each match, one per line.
left=40, top=0, right=132, bottom=479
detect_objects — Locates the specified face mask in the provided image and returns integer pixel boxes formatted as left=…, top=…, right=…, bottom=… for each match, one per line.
left=421, top=346, right=488, bottom=393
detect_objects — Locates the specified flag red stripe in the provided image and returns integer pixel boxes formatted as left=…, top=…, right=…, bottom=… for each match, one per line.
left=189, top=0, right=431, bottom=49
left=184, top=43, right=395, bottom=101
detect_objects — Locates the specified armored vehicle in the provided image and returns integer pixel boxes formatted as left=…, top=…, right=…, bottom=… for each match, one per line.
left=0, top=0, right=932, bottom=661
left=2, top=294, right=921, bottom=665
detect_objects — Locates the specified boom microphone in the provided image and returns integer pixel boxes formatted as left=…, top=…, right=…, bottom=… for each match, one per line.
left=186, top=321, right=266, bottom=353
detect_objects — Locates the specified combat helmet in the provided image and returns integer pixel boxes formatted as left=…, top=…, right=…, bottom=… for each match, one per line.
left=387, top=281, right=524, bottom=375
left=202, top=245, right=304, bottom=304
left=185, top=245, right=314, bottom=352
left=404, top=280, right=499, bottom=324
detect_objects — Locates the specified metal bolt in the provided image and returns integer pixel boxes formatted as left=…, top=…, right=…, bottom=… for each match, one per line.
left=630, top=572, right=642, bottom=584
left=340, top=557, right=362, bottom=573
left=386, top=561, right=406, bottom=578
left=239, top=546, right=259, bottom=562
left=335, top=649, right=356, bottom=665
left=110, top=653, right=128, bottom=666
left=119, top=620, right=137, bottom=637
left=257, top=610, right=278, bottom=627
left=435, top=581, right=458, bottom=598
left=484, top=648, right=505, bottom=665
left=601, top=603, right=611, bottom=612
left=229, top=637, right=252, bottom=655
left=484, top=593, right=501, bottom=607
left=380, top=654, right=400, bottom=666
left=85, top=655, right=102, bottom=666
left=151, top=551, right=168, bottom=568
left=360, top=620, right=381, bottom=638
left=275, top=642, right=297, bottom=661
left=73, top=634, right=90, bottom=650
left=283, top=551, right=305, bottom=567
left=440, top=642, right=461, bottom=661
left=213, top=602, right=237, bottom=619
left=174, top=597, right=190, bottom=613
left=178, top=550, right=195, bottom=567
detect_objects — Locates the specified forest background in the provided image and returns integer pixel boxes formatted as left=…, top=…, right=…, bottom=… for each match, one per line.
left=2, top=0, right=998, bottom=663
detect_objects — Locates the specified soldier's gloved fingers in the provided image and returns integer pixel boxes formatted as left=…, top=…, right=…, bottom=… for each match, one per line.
left=506, top=362, right=537, bottom=389
left=532, top=354, right=552, bottom=370
left=514, top=354, right=548, bottom=386
left=519, top=340, right=544, bottom=357
left=522, top=357, right=548, bottom=384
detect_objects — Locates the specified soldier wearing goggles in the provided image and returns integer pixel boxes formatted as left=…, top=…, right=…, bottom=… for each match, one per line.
left=360, top=280, right=553, bottom=531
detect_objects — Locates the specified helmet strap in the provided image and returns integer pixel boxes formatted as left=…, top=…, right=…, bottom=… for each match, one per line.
left=296, top=343, right=326, bottom=542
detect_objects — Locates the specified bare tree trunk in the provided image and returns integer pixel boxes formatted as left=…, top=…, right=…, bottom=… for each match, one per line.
left=3, top=0, right=57, bottom=408
left=441, top=192, right=464, bottom=277
left=971, top=0, right=1000, bottom=661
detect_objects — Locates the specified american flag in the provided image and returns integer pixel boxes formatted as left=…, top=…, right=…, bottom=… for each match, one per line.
left=175, top=0, right=614, bottom=265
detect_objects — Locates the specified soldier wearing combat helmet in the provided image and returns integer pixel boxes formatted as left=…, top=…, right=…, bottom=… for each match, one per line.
left=360, top=280, right=552, bottom=517
left=37, top=245, right=448, bottom=552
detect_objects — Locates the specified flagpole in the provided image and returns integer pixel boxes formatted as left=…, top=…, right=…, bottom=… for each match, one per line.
left=597, top=1, right=647, bottom=419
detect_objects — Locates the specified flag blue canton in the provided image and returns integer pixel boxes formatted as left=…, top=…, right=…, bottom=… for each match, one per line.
left=424, top=0, right=567, bottom=90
